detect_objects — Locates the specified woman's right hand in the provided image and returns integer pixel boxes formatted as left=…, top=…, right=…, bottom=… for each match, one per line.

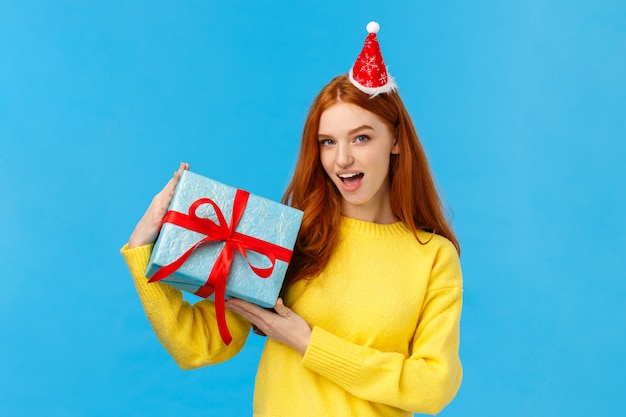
left=128, top=162, right=189, bottom=249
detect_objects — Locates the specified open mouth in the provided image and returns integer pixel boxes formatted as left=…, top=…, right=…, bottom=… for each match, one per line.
left=338, top=172, right=364, bottom=187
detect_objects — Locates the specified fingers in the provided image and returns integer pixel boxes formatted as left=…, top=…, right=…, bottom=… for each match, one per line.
left=162, top=162, right=189, bottom=202
left=128, top=162, right=190, bottom=248
left=273, top=298, right=291, bottom=317
left=173, top=162, right=190, bottom=180
left=225, top=299, right=278, bottom=335
left=226, top=298, right=311, bottom=356
left=227, top=298, right=290, bottom=323
left=166, top=162, right=189, bottom=193
left=156, top=162, right=189, bottom=208
left=225, top=298, right=265, bottom=321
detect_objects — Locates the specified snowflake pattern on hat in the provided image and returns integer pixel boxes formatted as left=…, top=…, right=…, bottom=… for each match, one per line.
left=349, top=21, right=397, bottom=96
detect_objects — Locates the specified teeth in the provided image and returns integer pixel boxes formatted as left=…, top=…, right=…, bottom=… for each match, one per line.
left=338, top=173, right=361, bottom=178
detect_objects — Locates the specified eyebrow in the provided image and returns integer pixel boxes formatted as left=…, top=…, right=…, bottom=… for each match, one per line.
left=348, top=124, right=375, bottom=135
left=318, top=124, right=376, bottom=138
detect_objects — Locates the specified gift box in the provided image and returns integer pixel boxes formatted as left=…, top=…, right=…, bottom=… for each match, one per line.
left=145, top=170, right=303, bottom=344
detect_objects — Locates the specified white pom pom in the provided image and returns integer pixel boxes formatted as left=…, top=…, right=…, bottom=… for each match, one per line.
left=366, top=21, right=380, bottom=34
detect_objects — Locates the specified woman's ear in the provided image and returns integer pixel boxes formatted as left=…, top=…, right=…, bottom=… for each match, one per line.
left=391, top=138, right=400, bottom=154
left=392, top=126, right=400, bottom=154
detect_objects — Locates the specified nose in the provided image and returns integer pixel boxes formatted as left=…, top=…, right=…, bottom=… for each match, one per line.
left=336, top=143, right=354, bottom=168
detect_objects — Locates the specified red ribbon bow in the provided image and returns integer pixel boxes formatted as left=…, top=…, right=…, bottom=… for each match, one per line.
left=148, top=189, right=293, bottom=345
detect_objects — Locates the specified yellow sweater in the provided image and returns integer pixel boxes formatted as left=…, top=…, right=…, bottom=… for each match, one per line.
left=121, top=217, right=463, bottom=416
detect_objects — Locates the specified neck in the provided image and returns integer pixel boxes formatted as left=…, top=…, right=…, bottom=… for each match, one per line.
left=341, top=201, right=399, bottom=224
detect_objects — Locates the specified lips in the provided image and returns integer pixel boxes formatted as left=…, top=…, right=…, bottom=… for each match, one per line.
left=338, top=172, right=364, bottom=189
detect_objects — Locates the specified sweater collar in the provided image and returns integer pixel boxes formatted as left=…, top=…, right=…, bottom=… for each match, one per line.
left=339, top=216, right=410, bottom=237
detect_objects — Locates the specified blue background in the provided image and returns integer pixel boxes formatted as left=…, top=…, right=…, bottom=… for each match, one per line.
left=1, top=1, right=624, bottom=416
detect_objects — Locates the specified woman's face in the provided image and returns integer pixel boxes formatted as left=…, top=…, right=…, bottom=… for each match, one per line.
left=318, top=101, right=399, bottom=223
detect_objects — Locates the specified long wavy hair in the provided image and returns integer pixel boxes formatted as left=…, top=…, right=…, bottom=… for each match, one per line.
left=282, top=74, right=459, bottom=285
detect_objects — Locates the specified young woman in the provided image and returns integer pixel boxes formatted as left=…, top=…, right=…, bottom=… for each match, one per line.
left=122, top=22, right=462, bottom=416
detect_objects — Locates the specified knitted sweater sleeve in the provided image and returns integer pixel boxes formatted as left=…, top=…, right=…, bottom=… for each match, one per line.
left=120, top=243, right=251, bottom=369
left=301, top=240, right=463, bottom=415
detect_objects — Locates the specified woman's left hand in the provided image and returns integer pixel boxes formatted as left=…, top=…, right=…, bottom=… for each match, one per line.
left=225, top=297, right=311, bottom=356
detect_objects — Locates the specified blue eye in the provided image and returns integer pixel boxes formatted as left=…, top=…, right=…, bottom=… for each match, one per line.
left=319, top=138, right=335, bottom=146
left=354, top=135, right=370, bottom=143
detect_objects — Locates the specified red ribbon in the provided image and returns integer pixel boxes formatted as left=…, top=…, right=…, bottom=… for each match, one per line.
left=148, top=189, right=293, bottom=345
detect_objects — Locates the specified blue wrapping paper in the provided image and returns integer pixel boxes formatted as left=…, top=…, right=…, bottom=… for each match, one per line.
left=145, top=170, right=303, bottom=308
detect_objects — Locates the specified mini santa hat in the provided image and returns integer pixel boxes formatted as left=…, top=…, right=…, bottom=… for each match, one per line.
left=349, top=21, right=397, bottom=96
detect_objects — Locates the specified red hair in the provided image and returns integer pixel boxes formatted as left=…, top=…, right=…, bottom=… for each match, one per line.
left=282, top=75, right=459, bottom=284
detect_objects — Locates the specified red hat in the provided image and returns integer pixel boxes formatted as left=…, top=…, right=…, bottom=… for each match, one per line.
left=349, top=21, right=397, bottom=96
